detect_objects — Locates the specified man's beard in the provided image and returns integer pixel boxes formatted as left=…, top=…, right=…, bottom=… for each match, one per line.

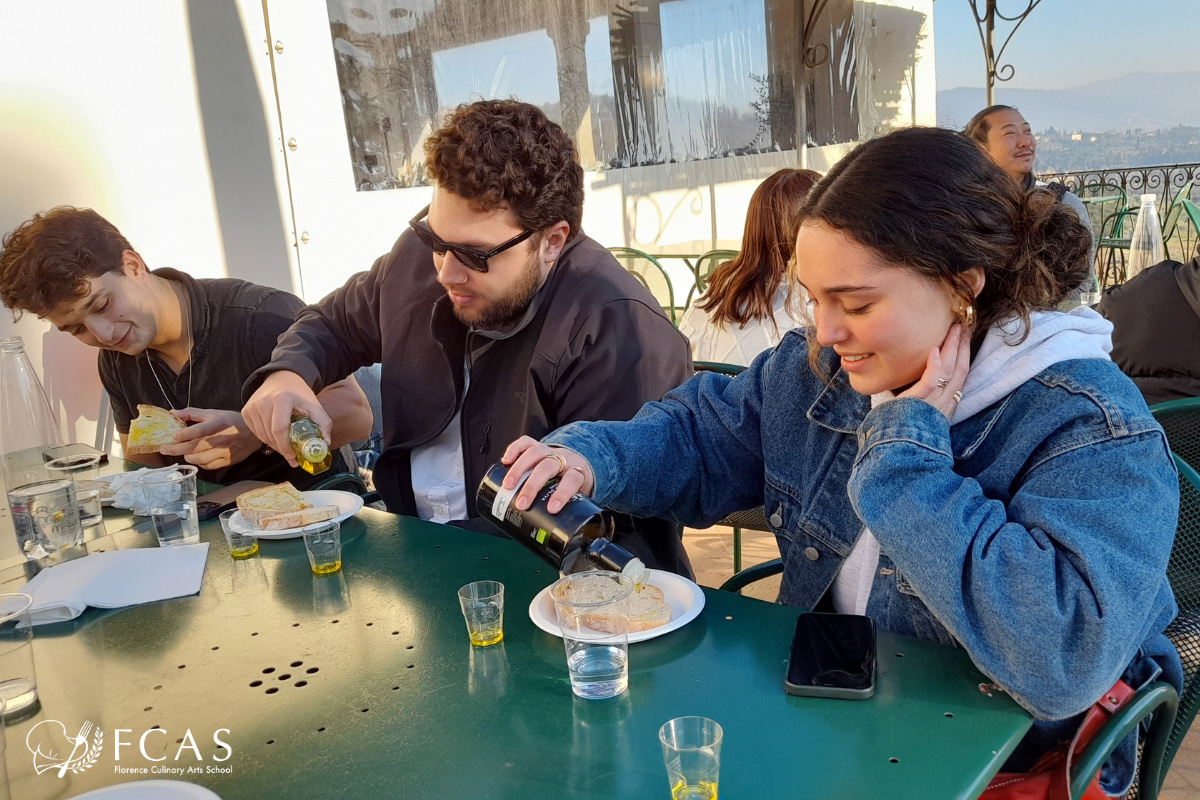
left=449, top=251, right=542, bottom=331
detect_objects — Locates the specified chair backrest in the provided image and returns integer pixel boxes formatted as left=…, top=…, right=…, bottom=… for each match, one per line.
left=607, top=247, right=678, bottom=324
left=1161, top=455, right=1200, bottom=778
left=95, top=389, right=116, bottom=454
left=1161, top=181, right=1196, bottom=259
left=686, top=249, right=740, bottom=307
left=1152, top=398, right=1200, bottom=475
left=1075, top=182, right=1127, bottom=237
left=1182, top=198, right=1200, bottom=243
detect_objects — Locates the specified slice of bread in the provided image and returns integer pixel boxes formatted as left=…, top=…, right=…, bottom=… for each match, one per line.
left=236, top=482, right=338, bottom=531
left=552, top=573, right=672, bottom=634
left=126, top=404, right=186, bottom=455
left=254, top=504, right=339, bottom=531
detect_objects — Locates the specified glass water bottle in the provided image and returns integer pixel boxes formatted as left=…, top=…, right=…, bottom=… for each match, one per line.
left=0, top=336, right=63, bottom=490
left=1127, top=193, right=1165, bottom=278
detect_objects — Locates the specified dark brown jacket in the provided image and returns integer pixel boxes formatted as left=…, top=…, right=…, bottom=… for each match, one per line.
left=247, top=231, right=695, bottom=574
left=1098, top=256, right=1200, bottom=405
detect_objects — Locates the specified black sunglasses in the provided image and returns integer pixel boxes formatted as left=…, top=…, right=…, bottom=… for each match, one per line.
left=408, top=205, right=535, bottom=273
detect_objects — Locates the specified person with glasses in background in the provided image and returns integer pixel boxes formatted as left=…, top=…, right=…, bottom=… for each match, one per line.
left=242, top=99, right=694, bottom=575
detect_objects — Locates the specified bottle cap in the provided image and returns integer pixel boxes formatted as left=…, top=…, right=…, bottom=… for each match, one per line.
left=300, top=439, right=329, bottom=461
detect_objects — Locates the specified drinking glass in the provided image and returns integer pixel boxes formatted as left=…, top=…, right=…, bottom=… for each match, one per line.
left=6, top=479, right=84, bottom=562
left=46, top=453, right=105, bottom=530
left=138, top=466, right=200, bottom=546
left=219, top=509, right=259, bottom=558
left=660, top=716, right=723, bottom=800
left=551, top=571, right=633, bottom=700
left=0, top=593, right=39, bottom=719
left=302, top=520, right=342, bottom=575
left=458, top=581, right=504, bottom=646
left=0, top=695, right=9, bottom=800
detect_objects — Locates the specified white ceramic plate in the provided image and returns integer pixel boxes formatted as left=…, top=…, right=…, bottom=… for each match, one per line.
left=528, top=568, right=705, bottom=643
left=228, top=490, right=364, bottom=540
left=69, top=780, right=222, bottom=799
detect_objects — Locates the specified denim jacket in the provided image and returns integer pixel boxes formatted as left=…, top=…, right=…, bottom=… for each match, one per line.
left=546, top=332, right=1182, bottom=790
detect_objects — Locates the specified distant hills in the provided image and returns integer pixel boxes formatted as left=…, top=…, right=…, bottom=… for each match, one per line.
left=937, top=72, right=1200, bottom=133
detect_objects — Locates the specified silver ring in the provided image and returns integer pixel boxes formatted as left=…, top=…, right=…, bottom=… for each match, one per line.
left=547, top=453, right=568, bottom=475
left=952, top=390, right=963, bottom=403
left=936, top=377, right=950, bottom=388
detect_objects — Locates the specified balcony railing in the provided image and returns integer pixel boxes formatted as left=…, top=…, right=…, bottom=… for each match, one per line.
left=1041, top=162, right=1200, bottom=278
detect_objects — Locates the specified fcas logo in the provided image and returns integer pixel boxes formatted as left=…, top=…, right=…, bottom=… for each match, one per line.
left=26, top=719, right=103, bottom=776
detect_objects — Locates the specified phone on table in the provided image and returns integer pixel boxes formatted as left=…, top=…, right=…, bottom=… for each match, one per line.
left=43, top=443, right=109, bottom=465
left=197, top=480, right=271, bottom=521
left=784, top=612, right=876, bottom=700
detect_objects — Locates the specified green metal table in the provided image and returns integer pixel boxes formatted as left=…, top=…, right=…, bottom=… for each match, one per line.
left=2, top=501, right=1031, bottom=799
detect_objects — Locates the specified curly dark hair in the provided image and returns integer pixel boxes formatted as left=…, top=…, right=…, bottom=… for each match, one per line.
left=0, top=206, right=133, bottom=319
left=424, top=100, right=584, bottom=241
left=798, top=127, right=1091, bottom=372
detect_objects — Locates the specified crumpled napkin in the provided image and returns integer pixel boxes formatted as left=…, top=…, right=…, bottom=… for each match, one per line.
left=107, top=468, right=183, bottom=515
left=15, top=543, right=209, bottom=626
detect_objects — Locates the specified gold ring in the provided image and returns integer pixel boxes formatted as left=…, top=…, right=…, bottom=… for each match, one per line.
left=952, top=390, right=963, bottom=403
left=936, top=377, right=950, bottom=388
left=547, top=453, right=568, bottom=474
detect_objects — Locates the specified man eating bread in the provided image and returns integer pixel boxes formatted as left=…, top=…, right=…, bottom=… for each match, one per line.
left=241, top=100, right=694, bottom=576
left=0, top=207, right=373, bottom=487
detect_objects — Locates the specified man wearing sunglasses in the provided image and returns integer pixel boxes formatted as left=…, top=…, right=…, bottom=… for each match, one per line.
left=242, top=99, right=694, bottom=575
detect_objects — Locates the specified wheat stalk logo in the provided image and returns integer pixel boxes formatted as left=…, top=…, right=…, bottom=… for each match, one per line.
left=27, top=720, right=103, bottom=776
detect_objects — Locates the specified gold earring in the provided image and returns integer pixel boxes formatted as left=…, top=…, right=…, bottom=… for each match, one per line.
left=960, top=305, right=976, bottom=326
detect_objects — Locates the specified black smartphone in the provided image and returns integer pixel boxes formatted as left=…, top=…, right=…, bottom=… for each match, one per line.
left=43, top=443, right=109, bottom=465
left=784, top=612, right=877, bottom=700
left=196, top=480, right=271, bottom=521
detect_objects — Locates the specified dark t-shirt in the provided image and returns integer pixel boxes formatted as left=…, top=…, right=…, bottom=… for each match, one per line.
left=98, top=268, right=344, bottom=487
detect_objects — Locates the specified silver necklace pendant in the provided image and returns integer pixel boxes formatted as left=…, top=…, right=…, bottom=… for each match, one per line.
left=147, top=282, right=194, bottom=411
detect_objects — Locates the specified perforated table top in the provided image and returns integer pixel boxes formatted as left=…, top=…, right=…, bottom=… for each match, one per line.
left=3, top=496, right=1030, bottom=799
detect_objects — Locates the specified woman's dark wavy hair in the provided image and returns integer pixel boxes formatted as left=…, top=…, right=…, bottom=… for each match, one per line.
left=796, top=126, right=1091, bottom=372
left=698, top=168, right=820, bottom=328
left=425, top=99, right=585, bottom=241
left=0, top=206, right=133, bottom=319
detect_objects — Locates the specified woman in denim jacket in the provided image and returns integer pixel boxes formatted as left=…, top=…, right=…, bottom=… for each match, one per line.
left=502, top=127, right=1182, bottom=793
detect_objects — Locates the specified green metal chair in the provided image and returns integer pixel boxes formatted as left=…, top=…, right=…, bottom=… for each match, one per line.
left=1075, top=182, right=1127, bottom=241
left=694, top=360, right=767, bottom=574
left=607, top=247, right=679, bottom=324
left=1151, top=397, right=1200, bottom=475
left=311, top=471, right=380, bottom=505
left=1181, top=198, right=1200, bottom=257
left=1161, top=181, right=1196, bottom=261
left=685, top=249, right=740, bottom=308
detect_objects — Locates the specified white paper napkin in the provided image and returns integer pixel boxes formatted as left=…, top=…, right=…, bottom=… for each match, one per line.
left=107, top=468, right=183, bottom=515
left=17, top=544, right=209, bottom=625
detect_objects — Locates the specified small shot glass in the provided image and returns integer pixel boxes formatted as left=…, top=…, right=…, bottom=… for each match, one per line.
left=302, top=521, right=342, bottom=575
left=218, top=509, right=259, bottom=559
left=660, top=716, right=723, bottom=800
left=458, top=581, right=504, bottom=647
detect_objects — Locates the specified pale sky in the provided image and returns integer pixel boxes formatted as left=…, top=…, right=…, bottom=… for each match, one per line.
left=933, top=0, right=1200, bottom=91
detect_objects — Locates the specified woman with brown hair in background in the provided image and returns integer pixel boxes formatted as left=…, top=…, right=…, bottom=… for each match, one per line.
left=678, top=167, right=820, bottom=365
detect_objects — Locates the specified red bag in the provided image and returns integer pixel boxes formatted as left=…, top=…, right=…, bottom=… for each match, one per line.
left=981, top=680, right=1135, bottom=800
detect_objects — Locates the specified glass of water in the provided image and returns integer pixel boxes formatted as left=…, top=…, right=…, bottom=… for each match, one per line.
left=0, top=594, right=39, bottom=719
left=138, top=466, right=200, bottom=546
left=46, top=453, right=104, bottom=530
left=6, top=479, right=84, bottom=562
left=551, top=571, right=634, bottom=700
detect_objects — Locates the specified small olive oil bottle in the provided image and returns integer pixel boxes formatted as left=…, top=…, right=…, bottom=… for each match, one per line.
left=289, top=414, right=331, bottom=475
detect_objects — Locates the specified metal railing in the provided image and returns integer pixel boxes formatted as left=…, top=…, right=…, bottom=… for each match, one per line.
left=1041, top=162, right=1200, bottom=275
left=1041, top=162, right=1200, bottom=209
